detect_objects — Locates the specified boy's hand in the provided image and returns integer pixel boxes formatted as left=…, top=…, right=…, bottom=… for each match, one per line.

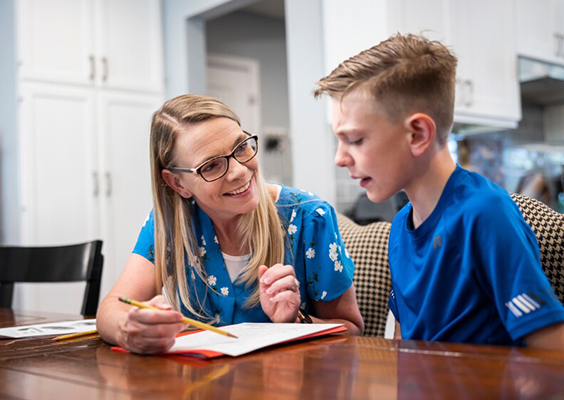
left=258, top=264, right=301, bottom=323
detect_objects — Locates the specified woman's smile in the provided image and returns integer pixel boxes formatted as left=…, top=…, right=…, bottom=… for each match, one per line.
left=224, top=178, right=253, bottom=197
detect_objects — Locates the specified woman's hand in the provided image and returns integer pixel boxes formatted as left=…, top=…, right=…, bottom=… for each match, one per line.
left=116, top=295, right=187, bottom=354
left=258, top=264, right=301, bottom=323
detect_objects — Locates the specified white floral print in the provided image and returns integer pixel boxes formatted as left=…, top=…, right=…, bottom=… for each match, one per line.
left=315, top=208, right=326, bottom=216
left=288, top=224, right=297, bottom=235
left=334, top=260, right=343, bottom=273
left=199, top=246, right=207, bottom=257
left=329, top=242, right=338, bottom=262
left=221, top=287, right=229, bottom=296
left=207, top=275, right=217, bottom=286
left=201, top=235, right=206, bottom=246
left=306, top=248, right=316, bottom=259
left=214, top=235, right=219, bottom=244
left=290, top=209, right=297, bottom=222
left=321, top=291, right=327, bottom=300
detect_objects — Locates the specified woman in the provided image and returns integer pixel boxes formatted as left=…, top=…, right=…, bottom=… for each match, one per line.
left=97, top=95, right=364, bottom=354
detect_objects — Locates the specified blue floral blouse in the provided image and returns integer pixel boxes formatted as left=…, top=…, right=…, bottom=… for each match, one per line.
left=133, top=184, right=354, bottom=326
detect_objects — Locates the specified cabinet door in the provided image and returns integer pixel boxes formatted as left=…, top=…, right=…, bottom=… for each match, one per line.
left=97, top=92, right=161, bottom=298
left=96, top=0, right=164, bottom=93
left=16, top=83, right=99, bottom=314
left=516, top=0, right=564, bottom=64
left=450, top=0, right=520, bottom=126
left=388, top=0, right=450, bottom=43
left=17, top=0, right=95, bottom=85
left=19, top=83, right=99, bottom=245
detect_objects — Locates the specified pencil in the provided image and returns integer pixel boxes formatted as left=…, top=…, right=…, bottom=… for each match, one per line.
left=118, top=296, right=238, bottom=339
left=52, top=329, right=99, bottom=341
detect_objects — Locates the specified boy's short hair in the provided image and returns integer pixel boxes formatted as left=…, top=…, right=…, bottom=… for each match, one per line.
left=314, top=33, right=457, bottom=143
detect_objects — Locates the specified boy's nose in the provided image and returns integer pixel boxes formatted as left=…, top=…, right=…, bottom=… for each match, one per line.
left=334, top=147, right=352, bottom=167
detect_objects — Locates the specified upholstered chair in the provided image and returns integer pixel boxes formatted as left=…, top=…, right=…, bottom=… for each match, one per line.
left=337, top=214, right=392, bottom=337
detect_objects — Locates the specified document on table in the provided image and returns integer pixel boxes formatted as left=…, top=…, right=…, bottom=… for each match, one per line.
left=166, top=322, right=345, bottom=358
left=0, top=319, right=97, bottom=338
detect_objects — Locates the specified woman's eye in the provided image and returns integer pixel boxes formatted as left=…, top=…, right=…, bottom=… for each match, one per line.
left=235, top=142, right=248, bottom=155
left=202, top=161, right=221, bottom=173
left=348, top=138, right=363, bottom=145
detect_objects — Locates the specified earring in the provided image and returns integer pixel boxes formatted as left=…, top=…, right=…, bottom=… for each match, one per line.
left=184, top=192, right=189, bottom=198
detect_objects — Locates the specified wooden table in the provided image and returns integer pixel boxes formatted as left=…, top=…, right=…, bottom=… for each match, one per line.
left=1, top=309, right=564, bottom=399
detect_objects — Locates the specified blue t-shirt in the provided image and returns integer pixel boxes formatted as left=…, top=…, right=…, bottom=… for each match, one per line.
left=388, top=166, right=564, bottom=346
left=133, top=184, right=354, bottom=325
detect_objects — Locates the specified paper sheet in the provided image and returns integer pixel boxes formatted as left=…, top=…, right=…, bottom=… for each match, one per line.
left=169, top=323, right=343, bottom=357
left=0, top=319, right=97, bottom=338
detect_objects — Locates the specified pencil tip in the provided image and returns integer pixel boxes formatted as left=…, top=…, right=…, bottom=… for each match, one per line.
left=228, top=333, right=238, bottom=339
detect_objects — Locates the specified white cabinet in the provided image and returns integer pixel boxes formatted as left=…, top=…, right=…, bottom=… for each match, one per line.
left=449, top=0, right=520, bottom=127
left=17, top=83, right=160, bottom=313
left=324, top=0, right=520, bottom=129
left=389, top=0, right=520, bottom=128
left=17, top=0, right=164, bottom=92
left=6, top=0, right=164, bottom=314
left=18, top=84, right=99, bottom=245
left=516, top=0, right=564, bottom=65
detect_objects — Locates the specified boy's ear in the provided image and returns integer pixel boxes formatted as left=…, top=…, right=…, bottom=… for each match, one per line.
left=404, top=113, right=436, bottom=157
left=161, top=169, right=193, bottom=198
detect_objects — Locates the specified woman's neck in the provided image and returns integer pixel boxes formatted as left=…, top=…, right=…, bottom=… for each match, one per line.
left=211, top=216, right=247, bottom=256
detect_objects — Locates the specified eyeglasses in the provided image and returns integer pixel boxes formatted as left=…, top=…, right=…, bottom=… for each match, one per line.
left=168, top=134, right=259, bottom=182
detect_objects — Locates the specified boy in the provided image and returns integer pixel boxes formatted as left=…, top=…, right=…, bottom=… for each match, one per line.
left=314, top=33, right=564, bottom=348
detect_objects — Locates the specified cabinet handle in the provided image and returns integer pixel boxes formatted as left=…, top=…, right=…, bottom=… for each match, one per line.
left=465, top=80, right=473, bottom=108
left=455, top=79, right=464, bottom=107
left=555, top=33, right=564, bottom=59
left=105, top=172, right=112, bottom=197
left=102, top=57, right=108, bottom=82
left=89, top=55, right=95, bottom=81
left=93, top=172, right=99, bottom=197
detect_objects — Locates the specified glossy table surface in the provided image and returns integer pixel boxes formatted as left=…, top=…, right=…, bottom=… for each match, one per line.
left=1, top=309, right=564, bottom=399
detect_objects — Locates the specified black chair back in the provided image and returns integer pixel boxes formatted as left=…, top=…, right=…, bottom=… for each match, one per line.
left=0, top=240, right=104, bottom=316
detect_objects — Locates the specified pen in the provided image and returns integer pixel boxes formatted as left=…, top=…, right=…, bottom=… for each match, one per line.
left=52, top=329, right=99, bottom=341
left=118, top=296, right=238, bottom=339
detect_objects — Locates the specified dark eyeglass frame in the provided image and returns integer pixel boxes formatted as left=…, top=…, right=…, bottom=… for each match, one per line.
left=168, top=132, right=259, bottom=182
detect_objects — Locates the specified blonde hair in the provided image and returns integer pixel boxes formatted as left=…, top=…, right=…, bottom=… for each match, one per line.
left=150, top=94, right=285, bottom=321
left=314, top=33, right=457, bottom=143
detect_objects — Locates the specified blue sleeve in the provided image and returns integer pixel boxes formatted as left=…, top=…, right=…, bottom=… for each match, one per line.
left=472, top=199, right=564, bottom=340
left=301, top=202, right=354, bottom=302
left=132, top=210, right=155, bottom=263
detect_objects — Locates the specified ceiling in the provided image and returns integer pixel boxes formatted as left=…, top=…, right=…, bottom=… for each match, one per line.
left=244, top=0, right=285, bottom=20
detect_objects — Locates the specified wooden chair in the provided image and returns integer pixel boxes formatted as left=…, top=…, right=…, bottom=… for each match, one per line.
left=0, top=240, right=104, bottom=316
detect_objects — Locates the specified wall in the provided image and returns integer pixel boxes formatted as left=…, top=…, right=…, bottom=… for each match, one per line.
left=162, top=0, right=335, bottom=202
left=206, top=10, right=292, bottom=185
left=0, top=0, right=20, bottom=244
left=207, top=11, right=289, bottom=135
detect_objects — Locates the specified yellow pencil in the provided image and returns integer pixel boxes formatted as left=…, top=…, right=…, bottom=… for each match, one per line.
left=53, top=329, right=99, bottom=341
left=118, top=296, right=238, bottom=339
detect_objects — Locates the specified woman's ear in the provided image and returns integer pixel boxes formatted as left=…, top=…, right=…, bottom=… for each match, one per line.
left=161, top=169, right=192, bottom=198
left=405, top=113, right=436, bottom=157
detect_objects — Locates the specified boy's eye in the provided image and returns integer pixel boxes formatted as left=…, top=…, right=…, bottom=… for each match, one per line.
left=348, top=138, right=363, bottom=145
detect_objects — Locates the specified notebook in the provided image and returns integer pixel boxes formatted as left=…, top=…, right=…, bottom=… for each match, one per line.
left=113, top=322, right=346, bottom=359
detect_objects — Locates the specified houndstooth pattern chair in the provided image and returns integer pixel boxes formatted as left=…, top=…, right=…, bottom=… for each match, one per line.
left=337, top=214, right=392, bottom=337
left=510, top=193, right=564, bottom=303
